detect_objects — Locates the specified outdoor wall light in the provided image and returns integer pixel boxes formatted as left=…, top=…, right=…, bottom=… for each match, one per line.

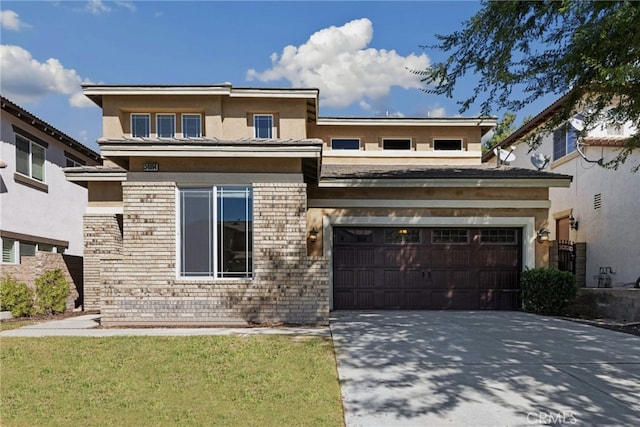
left=536, top=228, right=551, bottom=244
left=308, top=227, right=319, bottom=243
left=569, top=214, right=579, bottom=231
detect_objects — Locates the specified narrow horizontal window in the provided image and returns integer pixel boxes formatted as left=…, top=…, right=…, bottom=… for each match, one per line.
left=433, top=139, right=463, bottom=151
left=331, top=138, right=360, bottom=150
left=432, top=229, right=468, bottom=244
left=385, top=228, right=420, bottom=244
left=479, top=229, right=517, bottom=244
left=335, top=228, right=373, bottom=244
left=382, top=139, right=411, bottom=150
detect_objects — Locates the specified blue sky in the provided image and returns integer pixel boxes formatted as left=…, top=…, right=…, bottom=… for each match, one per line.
left=1, top=1, right=560, bottom=152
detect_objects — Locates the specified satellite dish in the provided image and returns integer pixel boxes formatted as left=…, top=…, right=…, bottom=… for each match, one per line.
left=494, top=147, right=516, bottom=163
left=569, top=117, right=585, bottom=131
left=530, top=152, right=550, bottom=171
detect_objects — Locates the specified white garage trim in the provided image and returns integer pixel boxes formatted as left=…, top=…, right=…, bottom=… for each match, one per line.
left=308, top=199, right=550, bottom=209
left=323, top=216, right=536, bottom=310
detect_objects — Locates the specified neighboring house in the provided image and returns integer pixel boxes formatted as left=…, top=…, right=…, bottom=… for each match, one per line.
left=66, top=84, right=571, bottom=326
left=483, top=95, right=639, bottom=287
left=0, top=96, right=101, bottom=307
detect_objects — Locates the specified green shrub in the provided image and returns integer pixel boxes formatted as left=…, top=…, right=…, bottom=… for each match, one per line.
left=0, top=276, right=35, bottom=317
left=521, top=267, right=578, bottom=315
left=35, top=270, right=70, bottom=315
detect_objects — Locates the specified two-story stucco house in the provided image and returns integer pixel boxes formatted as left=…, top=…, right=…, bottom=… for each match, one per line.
left=1, top=96, right=101, bottom=306
left=484, top=95, right=639, bottom=288
left=66, top=84, right=572, bottom=326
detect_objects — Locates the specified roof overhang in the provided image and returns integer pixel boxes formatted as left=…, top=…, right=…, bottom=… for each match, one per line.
left=82, top=84, right=319, bottom=107
left=318, top=177, right=572, bottom=188
left=97, top=139, right=323, bottom=159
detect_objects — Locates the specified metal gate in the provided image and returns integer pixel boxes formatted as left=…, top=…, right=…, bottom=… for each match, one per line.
left=557, top=240, right=576, bottom=274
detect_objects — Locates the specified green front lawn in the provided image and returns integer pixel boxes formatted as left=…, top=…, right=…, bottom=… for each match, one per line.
left=0, top=335, right=344, bottom=427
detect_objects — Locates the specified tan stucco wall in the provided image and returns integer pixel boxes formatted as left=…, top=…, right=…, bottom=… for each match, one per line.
left=100, top=95, right=308, bottom=140
left=128, top=157, right=302, bottom=173
left=308, top=124, right=482, bottom=150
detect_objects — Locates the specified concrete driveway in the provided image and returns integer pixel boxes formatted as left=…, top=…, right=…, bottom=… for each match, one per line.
left=330, top=311, right=640, bottom=427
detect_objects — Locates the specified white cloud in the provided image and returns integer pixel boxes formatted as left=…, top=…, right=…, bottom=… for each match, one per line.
left=0, top=45, right=95, bottom=108
left=1, top=10, right=31, bottom=31
left=115, top=1, right=136, bottom=12
left=86, top=0, right=110, bottom=15
left=247, top=18, right=430, bottom=109
left=427, top=106, right=447, bottom=118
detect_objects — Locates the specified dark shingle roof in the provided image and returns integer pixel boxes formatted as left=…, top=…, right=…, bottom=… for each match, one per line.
left=321, top=164, right=572, bottom=180
left=1, top=95, right=101, bottom=162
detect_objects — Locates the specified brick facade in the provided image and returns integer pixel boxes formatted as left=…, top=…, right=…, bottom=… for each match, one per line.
left=97, top=181, right=329, bottom=326
left=83, top=214, right=123, bottom=311
left=0, top=252, right=82, bottom=311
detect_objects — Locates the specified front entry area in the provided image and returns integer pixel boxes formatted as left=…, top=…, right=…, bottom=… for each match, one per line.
left=333, top=227, right=522, bottom=310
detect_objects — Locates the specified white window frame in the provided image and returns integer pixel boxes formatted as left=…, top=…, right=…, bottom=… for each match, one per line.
left=433, top=138, right=463, bottom=151
left=131, top=113, right=150, bottom=138
left=330, top=138, right=361, bottom=150
left=177, top=186, right=253, bottom=279
left=382, top=138, right=412, bottom=150
left=253, top=114, right=274, bottom=139
left=156, top=114, right=176, bottom=138
left=182, top=114, right=202, bottom=138
left=15, top=134, right=46, bottom=182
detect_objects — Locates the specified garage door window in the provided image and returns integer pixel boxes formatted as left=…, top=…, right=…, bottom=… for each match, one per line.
left=480, top=229, right=517, bottom=244
left=384, top=228, right=420, bottom=244
left=335, top=228, right=373, bottom=244
left=432, top=229, right=468, bottom=244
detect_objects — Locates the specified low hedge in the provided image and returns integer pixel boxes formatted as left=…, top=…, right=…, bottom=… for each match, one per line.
left=0, top=276, right=35, bottom=317
left=521, top=268, right=578, bottom=316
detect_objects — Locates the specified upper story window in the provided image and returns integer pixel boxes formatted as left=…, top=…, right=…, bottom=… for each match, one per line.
left=253, top=114, right=274, bottom=139
left=433, top=139, right=463, bottom=151
left=553, top=124, right=578, bottom=160
left=16, top=135, right=46, bottom=182
left=131, top=114, right=150, bottom=138
left=182, top=114, right=202, bottom=138
left=331, top=138, right=360, bottom=150
left=382, top=138, right=411, bottom=150
left=157, top=114, right=175, bottom=138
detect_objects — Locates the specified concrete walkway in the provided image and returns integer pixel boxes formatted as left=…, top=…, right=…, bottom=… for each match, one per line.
left=0, top=314, right=329, bottom=337
left=330, top=311, right=640, bottom=427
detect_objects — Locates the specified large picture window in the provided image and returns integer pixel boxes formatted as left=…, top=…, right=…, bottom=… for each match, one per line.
left=16, top=135, right=46, bottom=182
left=179, top=186, right=253, bottom=278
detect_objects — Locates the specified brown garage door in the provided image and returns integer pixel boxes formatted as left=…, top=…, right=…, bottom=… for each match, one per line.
left=333, top=227, right=522, bottom=310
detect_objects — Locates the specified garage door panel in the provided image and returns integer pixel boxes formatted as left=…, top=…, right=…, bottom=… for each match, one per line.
left=383, top=291, right=401, bottom=309
left=334, top=270, right=354, bottom=289
left=356, top=291, right=375, bottom=308
left=334, top=290, right=354, bottom=309
left=383, top=248, right=424, bottom=267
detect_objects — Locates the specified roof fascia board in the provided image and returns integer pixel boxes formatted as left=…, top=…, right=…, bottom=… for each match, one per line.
left=98, top=145, right=322, bottom=158
left=65, top=172, right=127, bottom=182
left=316, top=117, right=497, bottom=127
left=318, top=178, right=572, bottom=188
